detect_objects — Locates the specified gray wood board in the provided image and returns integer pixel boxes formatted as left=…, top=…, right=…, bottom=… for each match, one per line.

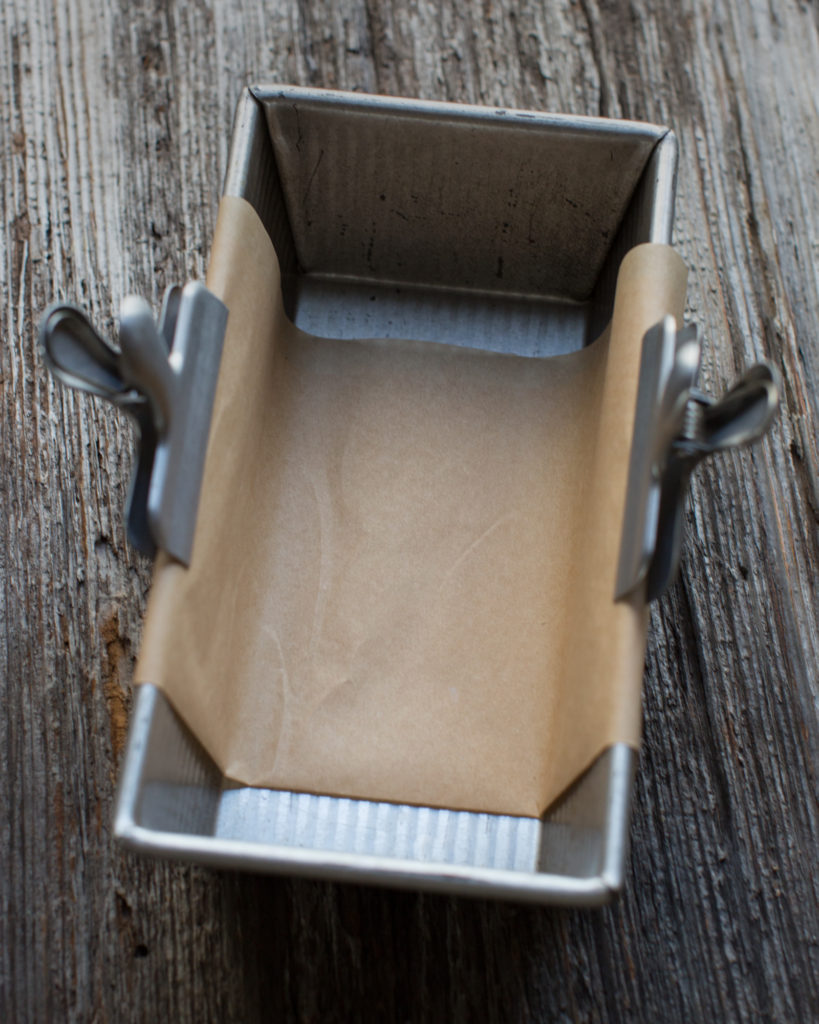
left=1, top=1, right=817, bottom=1020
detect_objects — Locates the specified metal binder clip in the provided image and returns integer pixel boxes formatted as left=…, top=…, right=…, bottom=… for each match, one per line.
left=617, top=315, right=780, bottom=602
left=39, top=283, right=228, bottom=565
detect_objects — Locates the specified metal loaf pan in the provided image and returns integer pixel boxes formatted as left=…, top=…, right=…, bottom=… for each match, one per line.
left=115, top=86, right=679, bottom=905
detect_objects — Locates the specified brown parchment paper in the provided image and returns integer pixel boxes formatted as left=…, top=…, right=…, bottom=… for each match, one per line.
left=136, top=195, right=687, bottom=817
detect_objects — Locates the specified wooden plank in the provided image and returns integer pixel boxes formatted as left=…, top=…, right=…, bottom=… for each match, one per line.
left=1, top=0, right=816, bottom=1019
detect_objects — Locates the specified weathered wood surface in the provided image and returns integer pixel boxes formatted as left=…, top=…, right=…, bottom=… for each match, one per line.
left=2, top=0, right=817, bottom=1019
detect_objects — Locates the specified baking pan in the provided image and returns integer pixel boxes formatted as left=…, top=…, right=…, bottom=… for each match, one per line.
left=117, top=86, right=675, bottom=905
left=40, top=86, right=777, bottom=904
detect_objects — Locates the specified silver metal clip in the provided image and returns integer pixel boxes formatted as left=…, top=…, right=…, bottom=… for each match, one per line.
left=39, top=283, right=228, bottom=565
left=617, top=315, right=780, bottom=602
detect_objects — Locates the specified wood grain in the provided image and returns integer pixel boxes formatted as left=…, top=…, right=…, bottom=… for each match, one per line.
left=2, top=0, right=817, bottom=1020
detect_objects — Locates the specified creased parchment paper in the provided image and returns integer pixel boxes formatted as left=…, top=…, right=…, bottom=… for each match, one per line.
left=136, top=195, right=687, bottom=817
